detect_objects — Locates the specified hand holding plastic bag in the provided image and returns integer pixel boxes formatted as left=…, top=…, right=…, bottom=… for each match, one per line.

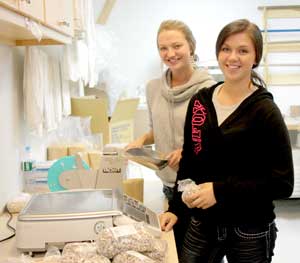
left=178, top=179, right=200, bottom=208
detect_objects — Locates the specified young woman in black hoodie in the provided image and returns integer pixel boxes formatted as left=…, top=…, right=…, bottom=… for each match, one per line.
left=160, top=19, right=294, bottom=263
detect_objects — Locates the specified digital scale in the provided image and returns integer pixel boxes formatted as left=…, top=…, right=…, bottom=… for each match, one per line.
left=16, top=188, right=161, bottom=252
left=16, top=189, right=123, bottom=252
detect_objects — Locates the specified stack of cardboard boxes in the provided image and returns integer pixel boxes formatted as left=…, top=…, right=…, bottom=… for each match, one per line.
left=25, top=97, right=144, bottom=202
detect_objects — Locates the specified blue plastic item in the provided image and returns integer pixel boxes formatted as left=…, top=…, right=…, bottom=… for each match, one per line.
left=47, top=156, right=89, bottom=192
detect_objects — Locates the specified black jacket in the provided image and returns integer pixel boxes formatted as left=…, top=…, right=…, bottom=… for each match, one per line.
left=168, top=82, right=294, bottom=225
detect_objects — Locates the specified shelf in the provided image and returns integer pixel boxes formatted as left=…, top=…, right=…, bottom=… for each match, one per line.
left=287, top=123, right=300, bottom=130
left=258, top=5, right=300, bottom=19
left=268, top=73, right=300, bottom=86
left=259, top=5, right=300, bottom=86
left=0, top=4, right=72, bottom=46
left=264, top=41, right=300, bottom=52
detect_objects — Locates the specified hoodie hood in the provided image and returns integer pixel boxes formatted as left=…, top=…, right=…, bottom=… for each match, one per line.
left=206, top=81, right=274, bottom=109
left=161, top=68, right=216, bottom=103
left=202, top=82, right=274, bottom=127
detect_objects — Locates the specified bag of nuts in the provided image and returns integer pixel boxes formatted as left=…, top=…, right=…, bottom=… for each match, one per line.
left=112, top=251, right=156, bottom=263
left=96, top=223, right=155, bottom=259
left=178, top=178, right=200, bottom=208
left=144, top=239, right=168, bottom=262
left=60, top=242, right=110, bottom=263
left=62, top=242, right=97, bottom=258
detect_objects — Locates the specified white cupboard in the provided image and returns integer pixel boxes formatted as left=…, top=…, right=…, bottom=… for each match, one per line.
left=0, top=0, right=74, bottom=45
left=18, top=0, right=44, bottom=21
left=44, top=0, right=74, bottom=37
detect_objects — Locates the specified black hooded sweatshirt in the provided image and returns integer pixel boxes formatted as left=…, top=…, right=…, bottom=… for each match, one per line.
left=168, top=82, right=294, bottom=225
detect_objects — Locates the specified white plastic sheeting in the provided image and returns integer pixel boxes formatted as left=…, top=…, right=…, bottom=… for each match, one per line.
left=63, top=0, right=129, bottom=116
left=23, top=47, right=65, bottom=136
left=62, top=0, right=97, bottom=88
left=94, top=25, right=128, bottom=115
left=23, top=47, right=45, bottom=136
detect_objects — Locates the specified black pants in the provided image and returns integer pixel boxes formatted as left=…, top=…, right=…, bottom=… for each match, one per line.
left=180, top=217, right=277, bottom=263
left=163, top=185, right=190, bottom=257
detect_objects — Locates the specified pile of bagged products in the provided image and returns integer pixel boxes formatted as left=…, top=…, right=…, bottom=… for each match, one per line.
left=1, top=223, right=167, bottom=263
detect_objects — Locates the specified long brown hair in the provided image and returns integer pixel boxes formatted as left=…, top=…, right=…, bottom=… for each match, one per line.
left=216, top=19, right=266, bottom=88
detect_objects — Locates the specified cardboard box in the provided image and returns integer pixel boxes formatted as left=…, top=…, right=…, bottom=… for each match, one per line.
left=88, top=150, right=102, bottom=170
left=47, top=145, right=68, bottom=160
left=23, top=170, right=49, bottom=193
left=47, top=145, right=88, bottom=161
left=71, top=96, right=110, bottom=144
left=25, top=154, right=143, bottom=201
left=71, top=97, right=139, bottom=145
left=68, top=144, right=86, bottom=155
left=77, top=151, right=90, bottom=166
left=123, top=178, right=144, bottom=202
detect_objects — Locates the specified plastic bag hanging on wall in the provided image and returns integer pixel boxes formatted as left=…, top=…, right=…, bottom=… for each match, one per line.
left=24, top=17, right=43, bottom=42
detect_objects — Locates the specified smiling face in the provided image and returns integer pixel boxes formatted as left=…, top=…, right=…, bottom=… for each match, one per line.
left=217, top=32, right=256, bottom=83
left=157, top=29, right=192, bottom=72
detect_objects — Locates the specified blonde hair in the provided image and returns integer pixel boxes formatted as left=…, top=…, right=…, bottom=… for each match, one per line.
left=157, top=20, right=196, bottom=58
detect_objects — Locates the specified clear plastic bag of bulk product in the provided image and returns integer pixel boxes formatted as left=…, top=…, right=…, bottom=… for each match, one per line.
left=0, top=255, right=33, bottom=263
left=61, top=254, right=110, bottom=263
left=60, top=242, right=110, bottom=263
left=144, top=239, right=168, bottom=262
left=178, top=179, right=200, bottom=208
left=112, top=251, right=156, bottom=263
left=46, top=115, right=92, bottom=146
left=96, top=223, right=156, bottom=259
left=6, top=192, right=31, bottom=214
left=40, top=246, right=61, bottom=263
left=62, top=242, right=97, bottom=258
left=80, top=255, right=111, bottom=263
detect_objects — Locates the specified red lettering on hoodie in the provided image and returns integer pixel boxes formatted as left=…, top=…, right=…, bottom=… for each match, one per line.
left=191, top=100, right=207, bottom=154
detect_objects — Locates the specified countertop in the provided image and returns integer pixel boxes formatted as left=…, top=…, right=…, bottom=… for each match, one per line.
left=0, top=212, right=178, bottom=262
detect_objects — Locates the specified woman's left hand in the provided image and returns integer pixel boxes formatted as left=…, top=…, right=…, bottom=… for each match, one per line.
left=185, top=182, right=217, bottom=209
left=166, top=149, right=182, bottom=171
left=159, top=212, right=178, bottom=232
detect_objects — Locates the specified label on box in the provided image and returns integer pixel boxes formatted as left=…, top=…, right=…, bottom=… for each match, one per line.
left=23, top=170, right=49, bottom=193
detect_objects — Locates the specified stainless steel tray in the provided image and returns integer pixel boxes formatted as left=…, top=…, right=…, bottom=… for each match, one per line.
left=19, top=189, right=122, bottom=221
left=124, top=147, right=168, bottom=170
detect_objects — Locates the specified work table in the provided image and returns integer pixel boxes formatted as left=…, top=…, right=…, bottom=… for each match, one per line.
left=0, top=212, right=178, bottom=262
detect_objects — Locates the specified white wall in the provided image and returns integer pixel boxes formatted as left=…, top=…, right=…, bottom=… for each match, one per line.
left=0, top=0, right=299, bottom=211
left=93, top=0, right=300, bottom=98
left=0, top=45, right=24, bottom=211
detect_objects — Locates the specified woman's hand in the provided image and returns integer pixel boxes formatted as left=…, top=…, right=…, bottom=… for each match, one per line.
left=166, top=149, right=182, bottom=171
left=184, top=182, right=217, bottom=209
left=125, top=137, right=145, bottom=150
left=159, top=212, right=178, bottom=232
left=125, top=130, right=154, bottom=150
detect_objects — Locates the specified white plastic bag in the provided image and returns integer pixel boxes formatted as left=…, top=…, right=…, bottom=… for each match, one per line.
left=96, top=223, right=155, bottom=259
left=6, top=193, right=31, bottom=214
left=144, top=239, right=168, bottom=262
left=42, top=246, right=61, bottom=263
left=112, top=251, right=156, bottom=263
left=61, top=242, right=110, bottom=263
left=0, top=255, right=32, bottom=263
left=178, top=179, right=200, bottom=208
